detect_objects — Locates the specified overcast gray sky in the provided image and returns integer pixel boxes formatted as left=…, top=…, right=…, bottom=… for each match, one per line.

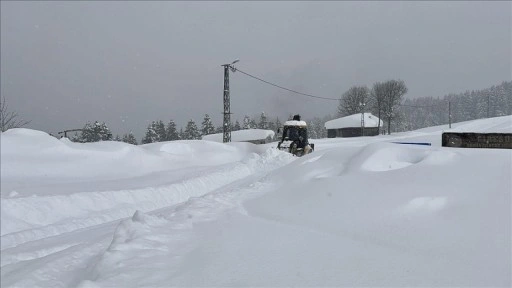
left=1, top=1, right=510, bottom=139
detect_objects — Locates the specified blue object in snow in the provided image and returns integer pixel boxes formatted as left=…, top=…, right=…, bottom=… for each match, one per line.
left=392, top=142, right=432, bottom=146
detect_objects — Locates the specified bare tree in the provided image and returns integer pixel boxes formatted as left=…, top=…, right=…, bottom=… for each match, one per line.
left=381, top=80, right=408, bottom=135
left=1, top=97, right=30, bottom=132
left=370, top=82, right=386, bottom=134
left=337, top=86, right=370, bottom=117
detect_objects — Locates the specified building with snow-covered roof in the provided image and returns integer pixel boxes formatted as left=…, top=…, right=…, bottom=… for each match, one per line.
left=324, top=113, right=383, bottom=138
left=202, top=129, right=275, bottom=144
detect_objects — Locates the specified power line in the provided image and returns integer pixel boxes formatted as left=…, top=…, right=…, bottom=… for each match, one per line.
left=233, top=67, right=339, bottom=101
left=233, top=67, right=449, bottom=108
left=398, top=102, right=447, bottom=108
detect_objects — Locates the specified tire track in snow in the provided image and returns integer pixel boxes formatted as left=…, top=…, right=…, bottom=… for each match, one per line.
left=1, top=152, right=264, bottom=249
left=1, top=149, right=294, bottom=287
left=81, top=170, right=284, bottom=286
left=1, top=238, right=111, bottom=288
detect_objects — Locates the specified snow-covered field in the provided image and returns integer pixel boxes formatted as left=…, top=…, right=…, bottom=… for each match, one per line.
left=1, top=116, right=511, bottom=287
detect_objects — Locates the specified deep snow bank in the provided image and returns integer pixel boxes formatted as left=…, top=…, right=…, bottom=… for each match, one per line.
left=201, top=129, right=275, bottom=143
left=0, top=129, right=294, bottom=247
left=1, top=129, right=271, bottom=185
left=87, top=132, right=511, bottom=286
left=2, top=116, right=511, bottom=287
left=241, top=142, right=511, bottom=286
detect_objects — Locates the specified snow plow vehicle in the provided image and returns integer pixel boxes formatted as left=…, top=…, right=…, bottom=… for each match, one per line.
left=277, top=115, right=314, bottom=157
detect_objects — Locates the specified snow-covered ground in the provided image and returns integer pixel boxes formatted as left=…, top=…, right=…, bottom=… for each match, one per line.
left=1, top=116, right=511, bottom=287
left=202, top=128, right=275, bottom=143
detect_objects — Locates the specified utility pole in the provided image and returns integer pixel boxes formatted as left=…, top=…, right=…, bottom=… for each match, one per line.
left=360, top=102, right=365, bottom=137
left=361, top=112, right=365, bottom=136
left=221, top=59, right=239, bottom=143
left=448, top=101, right=451, bottom=129
left=487, top=93, right=490, bottom=118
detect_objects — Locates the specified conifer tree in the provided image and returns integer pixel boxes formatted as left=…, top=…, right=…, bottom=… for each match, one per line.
left=184, top=119, right=201, bottom=140
left=267, top=119, right=276, bottom=132
left=242, top=115, right=251, bottom=129
left=274, top=117, right=282, bottom=140
left=71, top=132, right=81, bottom=142
left=166, top=120, right=179, bottom=141
left=308, top=121, right=318, bottom=139
left=249, top=118, right=257, bottom=129
left=77, top=121, right=113, bottom=143
left=494, top=84, right=509, bottom=116
left=155, top=120, right=166, bottom=141
left=122, top=132, right=138, bottom=145
left=179, top=128, right=185, bottom=140
left=233, top=120, right=241, bottom=131
left=258, top=112, right=268, bottom=129
left=142, top=122, right=159, bottom=144
left=274, top=117, right=282, bottom=130
left=201, top=114, right=216, bottom=136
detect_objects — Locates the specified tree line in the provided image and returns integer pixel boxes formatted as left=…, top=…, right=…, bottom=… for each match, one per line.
left=397, top=81, right=511, bottom=132
left=69, top=112, right=313, bottom=145
left=3, top=81, right=510, bottom=142
left=337, top=80, right=511, bottom=134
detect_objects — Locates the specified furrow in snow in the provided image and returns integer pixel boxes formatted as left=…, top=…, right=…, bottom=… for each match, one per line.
left=1, top=148, right=293, bottom=250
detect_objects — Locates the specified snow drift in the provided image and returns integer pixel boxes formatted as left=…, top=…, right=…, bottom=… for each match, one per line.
left=1, top=116, right=511, bottom=287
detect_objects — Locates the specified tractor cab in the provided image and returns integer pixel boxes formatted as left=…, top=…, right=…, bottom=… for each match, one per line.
left=277, top=115, right=314, bottom=156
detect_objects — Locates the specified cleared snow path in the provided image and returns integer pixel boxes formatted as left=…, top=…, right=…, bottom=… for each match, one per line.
left=2, top=149, right=289, bottom=249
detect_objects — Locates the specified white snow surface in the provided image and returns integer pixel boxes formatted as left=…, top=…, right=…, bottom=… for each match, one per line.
left=202, top=129, right=275, bottom=143
left=1, top=115, right=511, bottom=287
left=445, top=115, right=512, bottom=133
left=325, top=112, right=383, bottom=129
left=283, top=120, right=308, bottom=127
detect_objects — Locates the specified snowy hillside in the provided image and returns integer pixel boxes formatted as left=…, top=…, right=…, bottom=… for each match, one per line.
left=1, top=116, right=511, bottom=287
